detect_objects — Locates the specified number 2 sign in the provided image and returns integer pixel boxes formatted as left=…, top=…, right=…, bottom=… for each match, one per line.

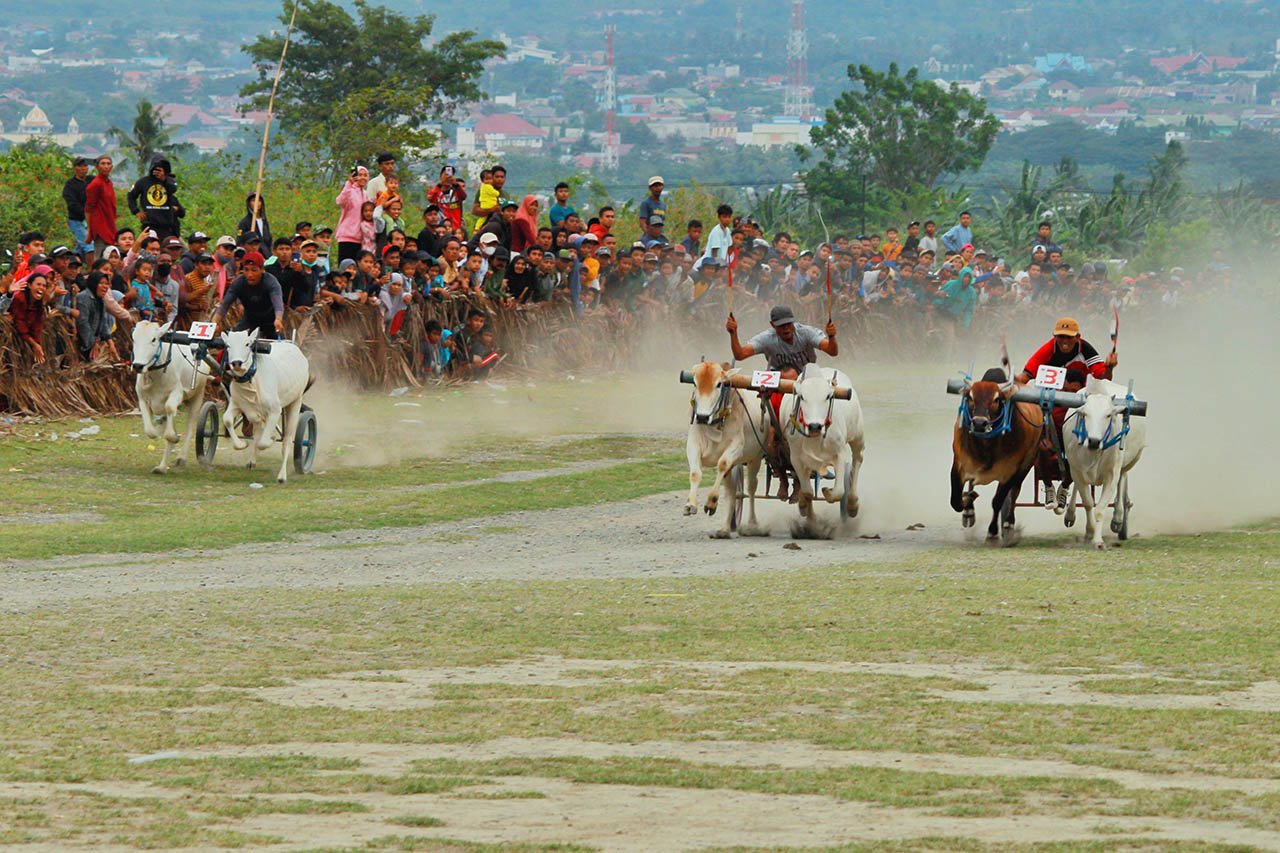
left=1034, top=364, right=1066, bottom=390
left=752, top=370, right=781, bottom=389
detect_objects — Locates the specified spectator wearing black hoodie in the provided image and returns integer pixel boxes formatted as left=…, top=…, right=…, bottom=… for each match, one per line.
left=126, top=155, right=185, bottom=241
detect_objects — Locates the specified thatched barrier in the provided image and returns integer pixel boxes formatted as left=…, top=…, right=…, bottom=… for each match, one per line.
left=0, top=290, right=1121, bottom=418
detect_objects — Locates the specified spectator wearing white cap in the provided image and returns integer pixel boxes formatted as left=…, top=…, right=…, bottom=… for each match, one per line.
left=638, top=176, right=666, bottom=229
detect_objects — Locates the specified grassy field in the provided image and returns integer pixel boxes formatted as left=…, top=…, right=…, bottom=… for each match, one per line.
left=3, top=376, right=1278, bottom=850
left=0, top=402, right=685, bottom=562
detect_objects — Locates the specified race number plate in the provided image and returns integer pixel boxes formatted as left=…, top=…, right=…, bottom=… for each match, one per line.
left=1034, top=364, right=1067, bottom=390
left=189, top=321, right=216, bottom=341
left=752, top=370, right=782, bottom=389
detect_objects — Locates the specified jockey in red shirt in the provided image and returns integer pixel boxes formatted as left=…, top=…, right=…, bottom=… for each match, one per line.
left=1017, top=316, right=1119, bottom=508
left=1016, top=316, right=1116, bottom=389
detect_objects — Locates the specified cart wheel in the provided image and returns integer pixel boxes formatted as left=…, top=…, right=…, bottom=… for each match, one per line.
left=729, top=466, right=745, bottom=532
left=1113, top=474, right=1130, bottom=540
left=293, top=408, right=318, bottom=474
left=839, top=466, right=853, bottom=521
left=195, top=400, right=221, bottom=470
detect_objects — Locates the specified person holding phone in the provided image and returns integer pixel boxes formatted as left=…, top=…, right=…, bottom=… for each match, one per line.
left=335, top=164, right=370, bottom=265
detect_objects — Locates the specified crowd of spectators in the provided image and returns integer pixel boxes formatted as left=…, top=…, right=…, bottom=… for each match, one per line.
left=2, top=152, right=1225, bottom=380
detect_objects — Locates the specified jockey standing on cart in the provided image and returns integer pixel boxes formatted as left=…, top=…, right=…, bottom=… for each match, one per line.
left=726, top=305, right=838, bottom=500
left=1015, top=316, right=1118, bottom=508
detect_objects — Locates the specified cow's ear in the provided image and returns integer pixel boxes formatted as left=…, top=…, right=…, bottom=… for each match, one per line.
left=720, top=361, right=731, bottom=370
left=159, top=320, right=172, bottom=335
left=247, top=328, right=259, bottom=343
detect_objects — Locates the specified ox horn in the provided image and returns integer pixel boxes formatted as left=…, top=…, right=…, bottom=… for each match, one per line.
left=999, top=336, right=1015, bottom=392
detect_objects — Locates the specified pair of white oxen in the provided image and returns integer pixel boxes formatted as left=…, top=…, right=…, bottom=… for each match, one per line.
left=685, top=361, right=864, bottom=538
left=686, top=361, right=1146, bottom=548
left=129, top=320, right=311, bottom=483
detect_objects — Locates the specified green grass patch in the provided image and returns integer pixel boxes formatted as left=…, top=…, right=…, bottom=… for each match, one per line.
left=0, top=412, right=683, bottom=561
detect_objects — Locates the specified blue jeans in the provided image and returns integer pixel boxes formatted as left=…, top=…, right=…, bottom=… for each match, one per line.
left=68, top=220, right=92, bottom=256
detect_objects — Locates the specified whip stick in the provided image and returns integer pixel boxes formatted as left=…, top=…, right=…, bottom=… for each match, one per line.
left=727, top=263, right=733, bottom=316
left=1110, top=306, right=1120, bottom=357
left=825, top=256, right=832, bottom=324
left=252, top=0, right=300, bottom=224
left=815, top=205, right=833, bottom=324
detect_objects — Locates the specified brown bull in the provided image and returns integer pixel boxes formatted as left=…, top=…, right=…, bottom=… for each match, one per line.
left=950, top=368, right=1045, bottom=545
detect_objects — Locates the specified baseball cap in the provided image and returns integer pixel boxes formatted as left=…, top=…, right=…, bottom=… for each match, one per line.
left=769, top=305, right=796, bottom=326
left=595, top=246, right=612, bottom=256
left=581, top=233, right=599, bottom=244
left=30, top=264, right=55, bottom=278
left=300, top=239, right=319, bottom=249
left=647, top=175, right=664, bottom=186
left=197, top=252, right=215, bottom=263
left=491, top=247, right=510, bottom=262
left=187, top=231, right=209, bottom=243
left=215, top=234, right=236, bottom=248
left=164, top=236, right=183, bottom=249
left=315, top=226, right=333, bottom=236
left=648, top=214, right=665, bottom=226
left=961, top=243, right=974, bottom=251
left=240, top=251, right=265, bottom=268
left=478, top=232, right=499, bottom=245
left=643, top=252, right=659, bottom=262
left=73, top=156, right=90, bottom=167
left=556, top=249, right=574, bottom=260
left=49, top=245, right=73, bottom=259
left=28, top=253, right=50, bottom=266
left=1054, top=317, right=1081, bottom=337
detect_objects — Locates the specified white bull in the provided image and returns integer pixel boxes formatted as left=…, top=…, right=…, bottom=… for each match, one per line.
left=1064, top=376, right=1146, bottom=549
left=131, top=320, right=210, bottom=474
left=221, top=329, right=311, bottom=484
left=684, top=361, right=768, bottom=538
left=782, top=364, right=865, bottom=522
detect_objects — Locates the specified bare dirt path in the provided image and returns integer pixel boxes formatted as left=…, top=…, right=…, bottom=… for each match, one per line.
left=0, top=487, right=952, bottom=612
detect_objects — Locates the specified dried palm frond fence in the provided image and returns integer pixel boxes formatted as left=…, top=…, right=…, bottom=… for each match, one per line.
left=1, top=294, right=1113, bottom=418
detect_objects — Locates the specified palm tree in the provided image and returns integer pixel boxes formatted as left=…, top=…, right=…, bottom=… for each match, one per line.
left=107, top=99, right=193, bottom=176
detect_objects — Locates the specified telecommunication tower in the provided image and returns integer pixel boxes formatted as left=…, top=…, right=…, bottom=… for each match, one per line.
left=603, top=24, right=619, bottom=169
left=783, top=0, right=811, bottom=117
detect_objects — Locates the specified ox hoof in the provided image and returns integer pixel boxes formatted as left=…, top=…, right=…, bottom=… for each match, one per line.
left=1002, top=526, right=1022, bottom=548
left=821, top=486, right=837, bottom=502
left=151, top=465, right=168, bottom=475
left=172, top=457, right=185, bottom=467
left=1094, top=542, right=1107, bottom=551
left=683, top=504, right=697, bottom=517
left=703, top=501, right=718, bottom=517
left=245, top=461, right=256, bottom=470
left=1064, top=516, right=1075, bottom=528
left=846, top=499, right=859, bottom=518
left=708, top=529, right=732, bottom=540
left=1110, top=517, right=1124, bottom=534
left=961, top=513, right=975, bottom=528
left=277, top=476, right=287, bottom=485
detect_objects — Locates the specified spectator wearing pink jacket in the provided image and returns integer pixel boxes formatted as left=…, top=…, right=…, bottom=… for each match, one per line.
left=335, top=165, right=370, bottom=266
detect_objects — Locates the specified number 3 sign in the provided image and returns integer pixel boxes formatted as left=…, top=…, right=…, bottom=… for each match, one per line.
left=1034, top=364, right=1066, bottom=390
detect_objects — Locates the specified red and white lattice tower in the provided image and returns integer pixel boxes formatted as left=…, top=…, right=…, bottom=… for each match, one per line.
left=603, top=24, right=620, bottom=170
left=783, top=0, right=811, bottom=117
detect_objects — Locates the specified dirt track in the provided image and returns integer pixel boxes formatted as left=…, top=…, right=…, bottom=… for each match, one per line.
left=2, top=486, right=954, bottom=612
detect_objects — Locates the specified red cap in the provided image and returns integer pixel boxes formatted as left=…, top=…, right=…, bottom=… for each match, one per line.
left=241, top=251, right=265, bottom=268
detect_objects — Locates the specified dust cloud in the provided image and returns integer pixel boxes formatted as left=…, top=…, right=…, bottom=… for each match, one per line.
left=300, top=289, right=1277, bottom=536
